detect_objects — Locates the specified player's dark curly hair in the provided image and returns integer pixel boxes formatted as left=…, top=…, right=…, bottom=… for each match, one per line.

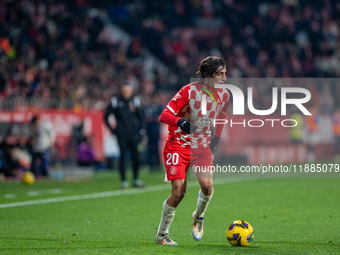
left=196, top=56, right=226, bottom=78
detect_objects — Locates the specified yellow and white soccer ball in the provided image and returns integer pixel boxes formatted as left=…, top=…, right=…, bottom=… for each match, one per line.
left=226, top=220, right=254, bottom=246
left=21, top=171, right=35, bottom=185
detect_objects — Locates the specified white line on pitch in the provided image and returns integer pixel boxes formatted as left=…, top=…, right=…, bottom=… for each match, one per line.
left=27, top=191, right=40, bottom=196
left=0, top=178, right=251, bottom=209
left=4, top=194, right=17, bottom=199
left=48, top=189, right=63, bottom=194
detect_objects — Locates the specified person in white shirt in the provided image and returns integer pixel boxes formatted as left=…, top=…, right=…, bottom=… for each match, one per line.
left=29, top=115, right=55, bottom=177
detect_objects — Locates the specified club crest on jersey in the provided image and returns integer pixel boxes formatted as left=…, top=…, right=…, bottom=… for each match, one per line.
left=216, top=104, right=222, bottom=112
left=169, top=166, right=178, bottom=175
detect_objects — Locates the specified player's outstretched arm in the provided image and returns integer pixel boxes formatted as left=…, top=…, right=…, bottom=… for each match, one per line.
left=159, top=108, right=196, bottom=134
left=159, top=107, right=180, bottom=126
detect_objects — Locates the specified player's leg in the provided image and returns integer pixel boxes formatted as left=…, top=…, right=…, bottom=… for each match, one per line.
left=30, top=152, right=38, bottom=176
left=167, top=178, right=187, bottom=207
left=155, top=179, right=186, bottom=245
left=117, top=137, right=128, bottom=188
left=196, top=177, right=214, bottom=215
left=128, top=138, right=144, bottom=187
left=41, top=151, right=50, bottom=177
left=192, top=177, right=213, bottom=241
left=156, top=142, right=190, bottom=245
left=192, top=149, right=214, bottom=241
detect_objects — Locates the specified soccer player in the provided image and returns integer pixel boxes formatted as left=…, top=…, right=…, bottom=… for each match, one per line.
left=155, top=56, right=230, bottom=245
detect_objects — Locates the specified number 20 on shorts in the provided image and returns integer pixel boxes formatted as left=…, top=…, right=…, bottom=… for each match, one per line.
left=166, top=153, right=179, bottom=165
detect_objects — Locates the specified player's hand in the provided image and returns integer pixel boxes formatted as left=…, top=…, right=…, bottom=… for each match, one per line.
left=209, top=136, right=221, bottom=152
left=177, top=119, right=196, bottom=134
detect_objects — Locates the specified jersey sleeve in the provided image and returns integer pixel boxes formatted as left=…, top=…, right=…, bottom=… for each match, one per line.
left=166, top=86, right=190, bottom=117
left=159, top=107, right=179, bottom=126
left=215, top=91, right=230, bottom=137
left=159, top=86, right=190, bottom=126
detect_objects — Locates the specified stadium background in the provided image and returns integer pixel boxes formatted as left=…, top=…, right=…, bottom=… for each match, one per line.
left=1, top=0, right=340, bottom=174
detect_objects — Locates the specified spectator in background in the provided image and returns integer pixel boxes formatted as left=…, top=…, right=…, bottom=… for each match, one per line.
left=1, top=0, right=340, bottom=113
left=73, top=120, right=86, bottom=146
left=0, top=138, right=20, bottom=178
left=290, top=111, right=304, bottom=144
left=332, top=108, right=340, bottom=161
left=70, top=119, right=86, bottom=162
left=303, top=108, right=320, bottom=162
left=11, top=138, right=32, bottom=171
left=144, top=93, right=163, bottom=172
left=77, top=136, right=95, bottom=167
left=104, top=84, right=145, bottom=189
left=28, top=115, right=55, bottom=177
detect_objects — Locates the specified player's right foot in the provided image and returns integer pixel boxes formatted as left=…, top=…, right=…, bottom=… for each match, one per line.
left=155, top=231, right=178, bottom=245
left=192, top=211, right=204, bottom=241
left=121, top=180, right=129, bottom=189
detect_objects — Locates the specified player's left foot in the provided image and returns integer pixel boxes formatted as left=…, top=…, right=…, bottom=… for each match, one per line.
left=192, top=211, right=204, bottom=241
left=133, top=179, right=145, bottom=188
left=155, top=231, right=178, bottom=245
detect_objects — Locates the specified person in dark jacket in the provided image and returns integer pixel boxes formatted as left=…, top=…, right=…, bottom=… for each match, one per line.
left=104, top=84, right=145, bottom=189
left=144, top=93, right=163, bottom=172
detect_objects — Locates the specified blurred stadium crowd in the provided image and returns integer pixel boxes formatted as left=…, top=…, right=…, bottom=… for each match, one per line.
left=1, top=0, right=340, bottom=107
left=1, top=0, right=340, bottom=178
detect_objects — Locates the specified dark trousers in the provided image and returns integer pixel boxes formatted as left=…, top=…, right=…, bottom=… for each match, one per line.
left=147, top=135, right=160, bottom=168
left=117, top=137, right=139, bottom=182
left=31, top=151, right=49, bottom=177
left=334, top=136, right=340, bottom=155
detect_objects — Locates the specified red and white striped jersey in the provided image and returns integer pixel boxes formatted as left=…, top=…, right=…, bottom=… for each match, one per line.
left=164, top=82, right=230, bottom=148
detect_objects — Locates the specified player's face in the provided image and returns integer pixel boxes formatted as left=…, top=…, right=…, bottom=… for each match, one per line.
left=121, top=85, right=133, bottom=100
left=212, top=66, right=227, bottom=84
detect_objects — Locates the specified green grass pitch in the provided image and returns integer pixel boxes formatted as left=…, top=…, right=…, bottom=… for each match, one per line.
left=0, top=168, right=339, bottom=254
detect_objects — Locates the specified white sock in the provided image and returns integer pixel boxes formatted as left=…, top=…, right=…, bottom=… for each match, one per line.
left=195, top=188, right=213, bottom=218
left=157, top=200, right=176, bottom=234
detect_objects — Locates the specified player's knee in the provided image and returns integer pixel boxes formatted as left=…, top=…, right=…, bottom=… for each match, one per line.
left=200, top=180, right=213, bottom=195
left=177, top=190, right=186, bottom=202
left=173, top=190, right=186, bottom=204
